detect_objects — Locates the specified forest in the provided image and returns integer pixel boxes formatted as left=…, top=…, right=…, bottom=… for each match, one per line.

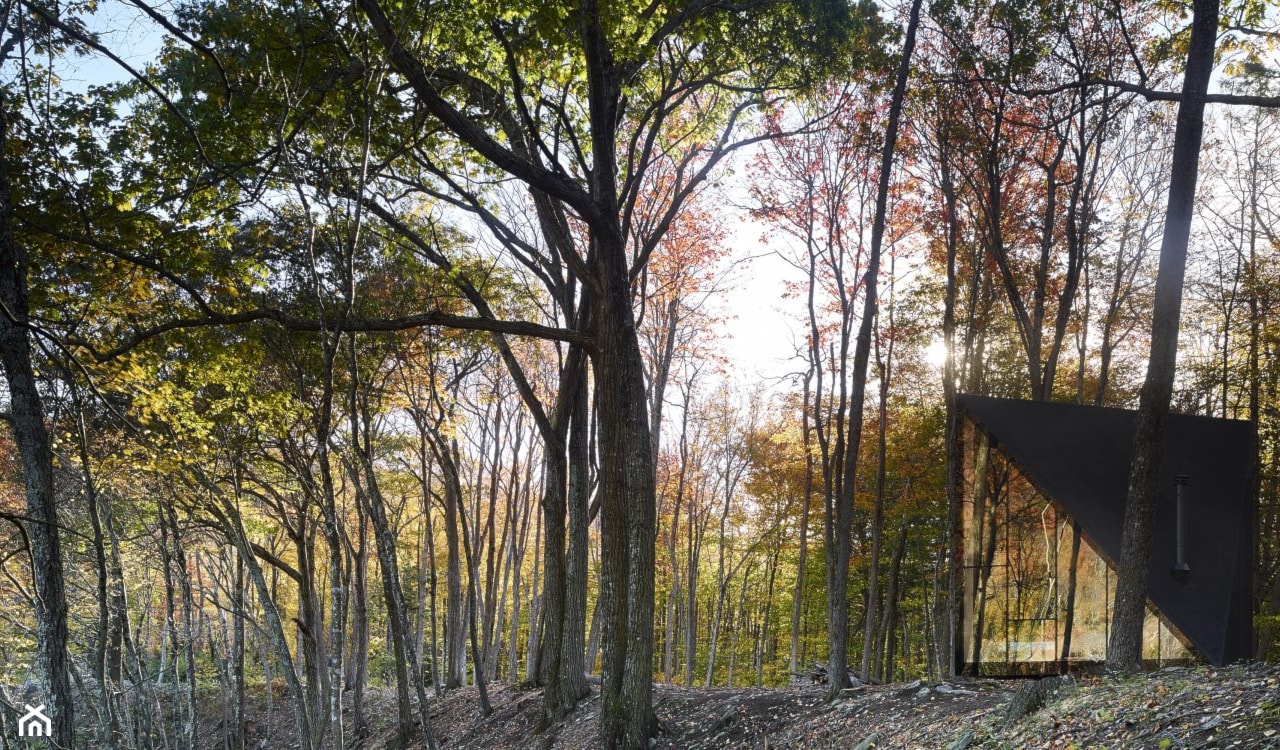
left=1, top=0, right=1279, bottom=747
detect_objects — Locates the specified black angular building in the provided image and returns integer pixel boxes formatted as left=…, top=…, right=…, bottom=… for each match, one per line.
left=954, top=396, right=1254, bottom=676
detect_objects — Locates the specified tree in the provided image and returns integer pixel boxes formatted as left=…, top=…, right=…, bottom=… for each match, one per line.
left=353, top=1, right=860, bottom=743
left=829, top=0, right=920, bottom=693
left=0, top=88, right=75, bottom=750
left=1108, top=0, right=1220, bottom=671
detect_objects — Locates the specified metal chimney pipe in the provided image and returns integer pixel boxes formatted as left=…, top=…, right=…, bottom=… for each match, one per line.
left=1173, top=475, right=1191, bottom=573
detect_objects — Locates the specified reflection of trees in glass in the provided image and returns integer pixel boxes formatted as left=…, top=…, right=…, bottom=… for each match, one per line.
left=961, top=429, right=997, bottom=672
left=962, top=428, right=1193, bottom=672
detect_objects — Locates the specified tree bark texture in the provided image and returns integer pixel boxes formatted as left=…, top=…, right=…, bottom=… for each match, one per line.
left=0, top=93, right=76, bottom=750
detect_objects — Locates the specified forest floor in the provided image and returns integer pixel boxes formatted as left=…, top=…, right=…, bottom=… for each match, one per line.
left=226, top=662, right=1280, bottom=749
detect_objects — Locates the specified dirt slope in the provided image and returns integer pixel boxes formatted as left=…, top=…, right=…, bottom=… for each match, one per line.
left=228, top=663, right=1280, bottom=749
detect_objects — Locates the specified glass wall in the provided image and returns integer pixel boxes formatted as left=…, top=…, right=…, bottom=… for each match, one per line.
left=958, top=422, right=1194, bottom=675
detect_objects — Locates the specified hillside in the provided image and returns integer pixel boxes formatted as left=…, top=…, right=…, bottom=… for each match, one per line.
left=222, top=662, right=1280, bottom=749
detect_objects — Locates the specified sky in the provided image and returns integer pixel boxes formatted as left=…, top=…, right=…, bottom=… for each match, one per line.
left=715, top=214, right=810, bottom=388
left=58, top=3, right=164, bottom=91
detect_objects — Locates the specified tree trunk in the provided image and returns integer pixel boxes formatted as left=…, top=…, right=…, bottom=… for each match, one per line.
left=560, top=367, right=592, bottom=702
left=863, top=268, right=896, bottom=681
left=73, top=391, right=121, bottom=750
left=482, top=407, right=504, bottom=682
left=594, top=281, right=658, bottom=745
left=758, top=541, right=780, bottom=686
left=829, top=0, right=921, bottom=698
left=526, top=517, right=542, bottom=682
left=964, top=436, right=993, bottom=673
left=416, top=429, right=443, bottom=694
left=507, top=470, right=530, bottom=681
left=535, top=426, right=569, bottom=707
left=578, top=14, right=658, bottom=743
left=1059, top=522, right=1082, bottom=667
left=665, top=393, right=694, bottom=683
left=317, top=419, right=345, bottom=750
left=455, top=480, right=493, bottom=715
left=586, top=595, right=602, bottom=677
left=350, top=495, right=371, bottom=737
left=706, top=490, right=734, bottom=687
left=938, top=114, right=964, bottom=680
left=442, top=452, right=467, bottom=689
left=416, top=521, right=429, bottom=685
left=210, top=492, right=314, bottom=749
left=292, top=517, right=326, bottom=746
left=0, top=93, right=75, bottom=749
left=165, top=504, right=199, bottom=750
left=727, top=564, right=752, bottom=687
left=684, top=489, right=705, bottom=687
left=1108, top=0, right=1219, bottom=672
left=791, top=368, right=815, bottom=677
left=593, top=223, right=658, bottom=747
left=349, top=369, right=439, bottom=749
left=355, top=466, right=438, bottom=749
left=880, top=522, right=909, bottom=682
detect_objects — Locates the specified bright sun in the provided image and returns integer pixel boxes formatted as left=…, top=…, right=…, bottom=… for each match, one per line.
left=925, top=339, right=949, bottom=369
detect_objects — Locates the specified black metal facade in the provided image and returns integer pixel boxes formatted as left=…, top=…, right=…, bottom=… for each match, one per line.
left=955, top=396, right=1255, bottom=675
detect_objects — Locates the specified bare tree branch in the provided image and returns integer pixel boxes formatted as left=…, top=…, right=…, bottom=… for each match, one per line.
left=67, top=306, right=592, bottom=363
